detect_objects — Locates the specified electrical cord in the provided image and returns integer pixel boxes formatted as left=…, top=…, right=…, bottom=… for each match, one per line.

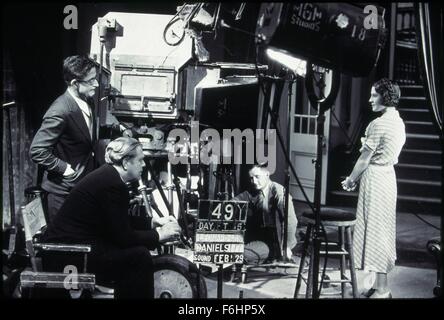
left=183, top=3, right=204, bottom=29
left=163, top=16, right=186, bottom=46
left=212, top=3, right=221, bottom=40
left=160, top=45, right=180, bottom=67
left=413, top=204, right=441, bottom=230
left=163, top=4, right=189, bottom=46
left=330, top=106, right=354, bottom=146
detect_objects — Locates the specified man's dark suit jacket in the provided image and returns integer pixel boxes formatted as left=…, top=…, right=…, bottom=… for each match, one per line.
left=30, top=90, right=99, bottom=195
left=44, top=164, right=160, bottom=254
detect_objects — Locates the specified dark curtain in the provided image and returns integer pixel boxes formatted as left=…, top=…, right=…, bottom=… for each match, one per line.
left=2, top=3, right=70, bottom=228
left=415, top=2, right=443, bottom=134
left=2, top=50, right=37, bottom=227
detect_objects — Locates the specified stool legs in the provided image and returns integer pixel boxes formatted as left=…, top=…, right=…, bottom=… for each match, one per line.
left=339, top=226, right=346, bottom=298
left=230, top=264, right=237, bottom=282
left=346, top=226, right=358, bottom=298
left=294, top=224, right=312, bottom=298
left=241, top=265, right=247, bottom=283
left=229, top=264, right=249, bottom=284
left=295, top=222, right=359, bottom=299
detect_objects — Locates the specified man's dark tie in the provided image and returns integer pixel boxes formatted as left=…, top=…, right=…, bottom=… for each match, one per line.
left=87, top=100, right=97, bottom=142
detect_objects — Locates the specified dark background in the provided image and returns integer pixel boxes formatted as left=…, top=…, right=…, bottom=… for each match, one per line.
left=2, top=1, right=260, bottom=131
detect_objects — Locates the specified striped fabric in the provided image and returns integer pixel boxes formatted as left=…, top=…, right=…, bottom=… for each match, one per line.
left=359, top=109, right=406, bottom=165
left=353, top=108, right=406, bottom=274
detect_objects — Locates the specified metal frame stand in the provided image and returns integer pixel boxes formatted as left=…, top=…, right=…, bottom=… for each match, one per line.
left=217, top=264, right=224, bottom=298
left=3, top=101, right=17, bottom=258
left=282, top=73, right=295, bottom=262
left=294, top=65, right=341, bottom=299
left=310, top=106, right=326, bottom=299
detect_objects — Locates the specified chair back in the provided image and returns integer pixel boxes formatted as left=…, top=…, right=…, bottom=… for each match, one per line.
left=19, top=197, right=46, bottom=270
left=18, top=196, right=97, bottom=294
left=20, top=197, right=46, bottom=241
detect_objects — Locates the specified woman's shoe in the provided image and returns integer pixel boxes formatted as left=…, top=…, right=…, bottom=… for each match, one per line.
left=368, top=290, right=392, bottom=299
left=361, top=288, right=376, bottom=298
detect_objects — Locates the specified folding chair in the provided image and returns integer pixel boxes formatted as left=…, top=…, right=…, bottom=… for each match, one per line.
left=18, top=197, right=95, bottom=298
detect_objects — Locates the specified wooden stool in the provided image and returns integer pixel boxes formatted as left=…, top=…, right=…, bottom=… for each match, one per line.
left=427, top=237, right=441, bottom=297
left=294, top=207, right=358, bottom=298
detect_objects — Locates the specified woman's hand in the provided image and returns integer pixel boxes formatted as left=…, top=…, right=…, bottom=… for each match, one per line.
left=341, top=177, right=357, bottom=192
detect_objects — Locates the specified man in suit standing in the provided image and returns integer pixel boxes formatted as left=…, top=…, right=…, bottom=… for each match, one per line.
left=30, top=55, right=101, bottom=223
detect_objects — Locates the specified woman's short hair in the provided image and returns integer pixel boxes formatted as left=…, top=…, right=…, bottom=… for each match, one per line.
left=63, top=55, right=96, bottom=85
left=373, top=78, right=401, bottom=107
left=105, top=137, right=143, bottom=165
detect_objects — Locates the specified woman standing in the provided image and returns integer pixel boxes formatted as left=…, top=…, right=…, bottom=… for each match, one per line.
left=341, top=78, right=406, bottom=298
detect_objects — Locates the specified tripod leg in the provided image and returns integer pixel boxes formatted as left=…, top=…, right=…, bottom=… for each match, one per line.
left=145, top=161, right=171, bottom=216
left=310, top=224, right=323, bottom=298
left=230, top=264, right=237, bottom=282
left=306, top=240, right=314, bottom=299
left=241, top=265, right=248, bottom=283
left=294, top=224, right=312, bottom=298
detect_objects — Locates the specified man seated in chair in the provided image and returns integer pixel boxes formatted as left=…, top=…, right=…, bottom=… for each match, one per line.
left=43, top=137, right=181, bottom=299
left=234, top=163, right=298, bottom=264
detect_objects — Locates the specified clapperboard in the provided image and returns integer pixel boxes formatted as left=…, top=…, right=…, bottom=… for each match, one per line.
left=194, top=199, right=248, bottom=265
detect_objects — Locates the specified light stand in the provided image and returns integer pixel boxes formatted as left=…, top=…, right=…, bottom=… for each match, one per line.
left=304, top=65, right=340, bottom=298
left=282, top=73, right=295, bottom=262
left=310, top=106, right=325, bottom=298
left=255, top=68, right=314, bottom=269
left=258, top=53, right=340, bottom=295
left=96, top=23, right=107, bottom=133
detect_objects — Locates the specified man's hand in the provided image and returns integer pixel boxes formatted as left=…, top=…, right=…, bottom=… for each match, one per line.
left=157, top=220, right=181, bottom=243
left=119, top=124, right=133, bottom=138
left=122, top=128, right=133, bottom=138
left=286, top=248, right=294, bottom=261
left=152, top=215, right=177, bottom=228
left=63, top=164, right=76, bottom=177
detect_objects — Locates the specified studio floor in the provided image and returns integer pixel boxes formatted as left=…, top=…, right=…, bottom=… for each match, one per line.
left=203, top=202, right=441, bottom=299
